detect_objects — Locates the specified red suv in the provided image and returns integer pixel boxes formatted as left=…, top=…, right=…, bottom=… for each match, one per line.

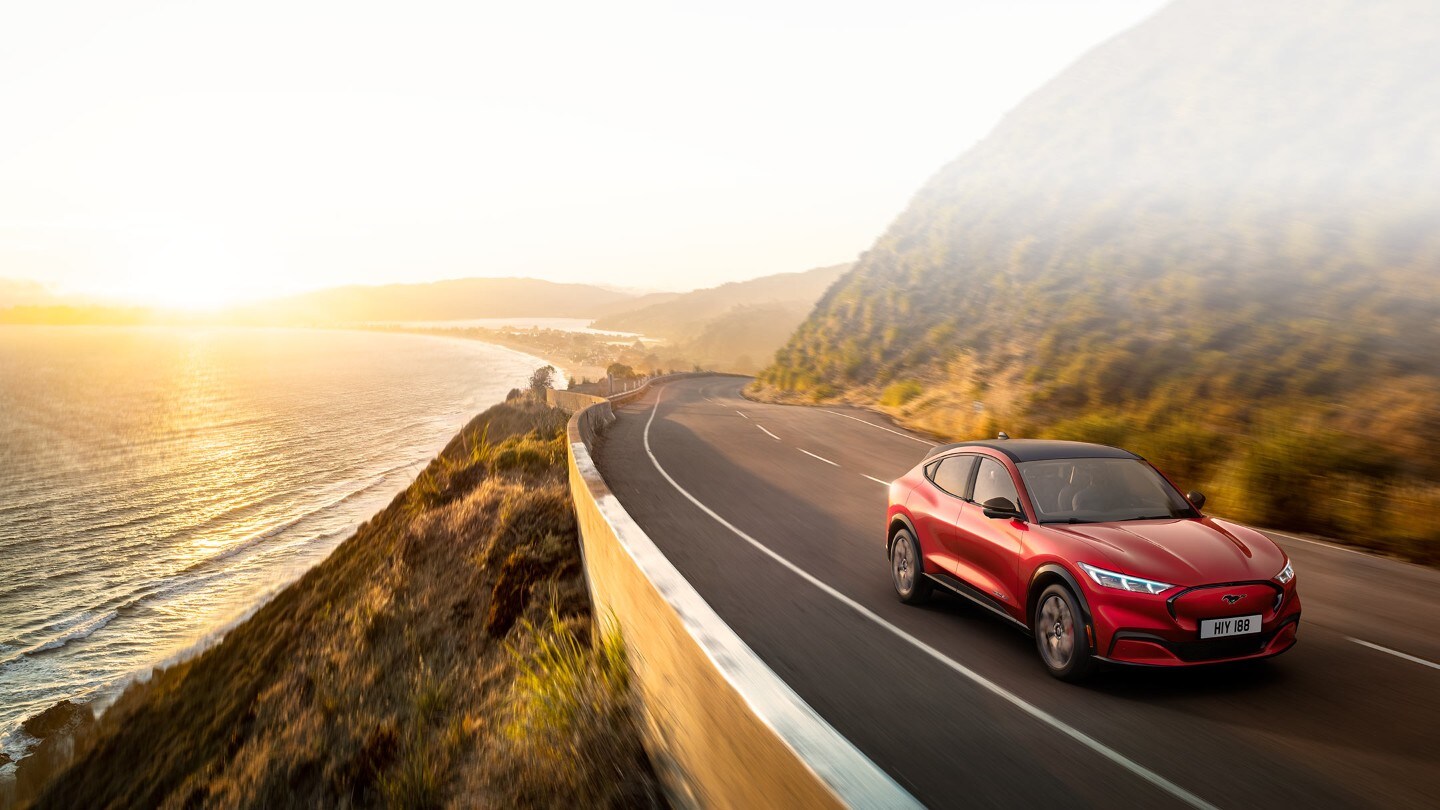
left=886, top=438, right=1300, bottom=680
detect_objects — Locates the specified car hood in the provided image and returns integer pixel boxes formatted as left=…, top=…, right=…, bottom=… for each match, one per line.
left=1050, top=518, right=1286, bottom=587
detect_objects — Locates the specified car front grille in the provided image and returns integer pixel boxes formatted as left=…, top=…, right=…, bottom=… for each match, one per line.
left=1168, top=633, right=1274, bottom=662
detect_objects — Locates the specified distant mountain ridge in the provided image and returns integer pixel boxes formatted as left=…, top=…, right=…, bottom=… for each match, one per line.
left=758, top=0, right=1440, bottom=560
left=594, top=263, right=851, bottom=373
left=592, top=263, right=849, bottom=341
left=231, top=277, right=636, bottom=324
left=0, top=279, right=58, bottom=308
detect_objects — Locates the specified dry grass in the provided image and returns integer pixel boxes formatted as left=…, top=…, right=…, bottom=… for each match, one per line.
left=494, top=609, right=658, bottom=808
left=16, top=397, right=661, bottom=809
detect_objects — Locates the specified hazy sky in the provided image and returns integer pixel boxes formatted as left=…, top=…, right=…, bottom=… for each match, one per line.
left=0, top=0, right=1166, bottom=307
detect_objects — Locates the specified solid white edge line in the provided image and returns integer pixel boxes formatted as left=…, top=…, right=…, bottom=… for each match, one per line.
left=798, top=448, right=839, bottom=467
left=1262, top=528, right=1404, bottom=560
left=757, top=425, right=781, bottom=441
left=822, top=409, right=938, bottom=446
left=634, top=386, right=923, bottom=807
left=645, top=388, right=1217, bottom=810
left=863, top=474, right=890, bottom=486
left=1347, top=638, right=1440, bottom=671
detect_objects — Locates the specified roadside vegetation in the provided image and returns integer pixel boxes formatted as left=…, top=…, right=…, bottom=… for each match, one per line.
left=757, top=267, right=1440, bottom=565
left=8, top=392, right=661, bottom=809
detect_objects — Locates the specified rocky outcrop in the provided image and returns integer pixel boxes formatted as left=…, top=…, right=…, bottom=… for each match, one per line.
left=8, top=700, right=98, bottom=809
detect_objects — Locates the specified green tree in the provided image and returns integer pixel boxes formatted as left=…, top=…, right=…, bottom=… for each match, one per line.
left=529, top=365, right=556, bottom=397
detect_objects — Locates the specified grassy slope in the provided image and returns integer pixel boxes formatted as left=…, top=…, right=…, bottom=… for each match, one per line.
left=23, top=398, right=659, bottom=809
left=757, top=0, right=1440, bottom=562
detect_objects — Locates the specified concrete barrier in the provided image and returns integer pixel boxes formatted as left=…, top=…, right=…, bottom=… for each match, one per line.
left=556, top=377, right=920, bottom=809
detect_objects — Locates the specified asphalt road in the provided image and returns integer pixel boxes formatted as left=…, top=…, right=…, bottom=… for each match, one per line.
left=594, top=376, right=1440, bottom=809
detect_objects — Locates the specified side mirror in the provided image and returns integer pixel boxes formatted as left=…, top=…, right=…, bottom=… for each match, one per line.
left=982, top=497, right=1025, bottom=522
left=1187, top=490, right=1206, bottom=510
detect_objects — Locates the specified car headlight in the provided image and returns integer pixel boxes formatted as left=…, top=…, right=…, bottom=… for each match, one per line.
left=1077, top=562, right=1176, bottom=595
left=1275, top=559, right=1295, bottom=584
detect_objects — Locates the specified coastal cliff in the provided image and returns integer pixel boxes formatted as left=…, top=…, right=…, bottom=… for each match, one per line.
left=4, top=395, right=660, bottom=809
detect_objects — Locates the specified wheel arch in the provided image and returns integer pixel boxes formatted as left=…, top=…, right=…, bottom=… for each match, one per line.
left=1027, top=563, right=1095, bottom=631
left=886, top=513, right=918, bottom=558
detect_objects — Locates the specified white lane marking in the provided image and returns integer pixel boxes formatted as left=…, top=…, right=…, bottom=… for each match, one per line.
left=798, top=448, right=839, bottom=467
left=757, top=425, right=782, bottom=441
left=862, top=474, right=890, bottom=486
left=642, top=388, right=1216, bottom=810
left=1348, top=638, right=1440, bottom=671
left=737, top=410, right=750, bottom=419
left=822, top=409, right=937, bottom=446
left=1263, top=528, right=1397, bottom=560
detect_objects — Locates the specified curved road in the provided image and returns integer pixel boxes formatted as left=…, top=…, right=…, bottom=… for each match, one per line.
left=595, top=376, right=1440, bottom=809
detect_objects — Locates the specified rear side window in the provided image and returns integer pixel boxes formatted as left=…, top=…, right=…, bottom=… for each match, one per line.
left=972, top=457, right=1021, bottom=508
left=929, top=454, right=978, bottom=498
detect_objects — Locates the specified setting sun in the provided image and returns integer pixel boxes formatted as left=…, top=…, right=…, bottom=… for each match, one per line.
left=92, top=231, right=288, bottom=310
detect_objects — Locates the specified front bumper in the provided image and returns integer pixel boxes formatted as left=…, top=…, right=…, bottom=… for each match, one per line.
left=1088, top=579, right=1302, bottom=667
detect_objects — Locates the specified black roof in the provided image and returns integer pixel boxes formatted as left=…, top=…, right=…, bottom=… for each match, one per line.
left=923, top=439, right=1140, bottom=463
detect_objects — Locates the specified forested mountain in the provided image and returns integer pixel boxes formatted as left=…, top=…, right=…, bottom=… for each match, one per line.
left=230, top=277, right=636, bottom=324
left=757, top=0, right=1440, bottom=560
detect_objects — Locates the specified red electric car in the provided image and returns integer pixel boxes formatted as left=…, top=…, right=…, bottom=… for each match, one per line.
left=886, top=438, right=1300, bottom=680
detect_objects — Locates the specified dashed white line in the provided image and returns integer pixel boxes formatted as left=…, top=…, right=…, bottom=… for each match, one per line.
left=798, top=448, right=839, bottom=467
left=862, top=474, right=890, bottom=486
left=757, top=425, right=781, bottom=441
left=822, top=410, right=937, bottom=446
left=642, top=387, right=1216, bottom=810
left=1348, top=638, right=1440, bottom=671
left=736, top=410, right=750, bottom=419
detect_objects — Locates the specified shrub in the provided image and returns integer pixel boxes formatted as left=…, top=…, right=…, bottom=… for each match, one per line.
left=1044, top=412, right=1131, bottom=448
left=879, top=380, right=923, bottom=407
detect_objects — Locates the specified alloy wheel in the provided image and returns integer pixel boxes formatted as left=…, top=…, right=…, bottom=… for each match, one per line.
left=892, top=536, right=914, bottom=593
left=1038, top=593, right=1076, bottom=669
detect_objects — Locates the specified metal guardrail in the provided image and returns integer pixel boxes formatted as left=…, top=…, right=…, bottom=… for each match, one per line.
left=550, top=377, right=920, bottom=809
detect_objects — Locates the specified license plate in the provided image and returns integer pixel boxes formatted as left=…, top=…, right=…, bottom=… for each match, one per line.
left=1199, top=614, right=1262, bottom=639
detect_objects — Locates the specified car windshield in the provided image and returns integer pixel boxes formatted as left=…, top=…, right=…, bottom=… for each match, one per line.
left=1018, top=458, right=1198, bottom=524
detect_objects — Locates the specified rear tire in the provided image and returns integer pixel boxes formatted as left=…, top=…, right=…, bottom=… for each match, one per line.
left=1033, top=583, right=1095, bottom=681
left=890, top=528, right=932, bottom=604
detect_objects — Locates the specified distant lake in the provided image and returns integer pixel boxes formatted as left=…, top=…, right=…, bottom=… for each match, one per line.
left=0, top=326, right=549, bottom=759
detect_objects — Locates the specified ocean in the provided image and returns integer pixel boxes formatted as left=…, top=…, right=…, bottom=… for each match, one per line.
left=0, top=326, right=553, bottom=759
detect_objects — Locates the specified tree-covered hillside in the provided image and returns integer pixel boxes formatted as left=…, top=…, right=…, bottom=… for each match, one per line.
left=757, top=0, right=1440, bottom=561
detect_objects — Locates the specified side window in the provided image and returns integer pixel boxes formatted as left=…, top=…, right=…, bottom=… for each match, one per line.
left=930, top=454, right=978, bottom=499
left=973, top=457, right=1021, bottom=508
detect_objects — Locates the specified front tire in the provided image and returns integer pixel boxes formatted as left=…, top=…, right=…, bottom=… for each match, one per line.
left=890, top=528, right=932, bottom=604
left=1033, top=583, right=1095, bottom=681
